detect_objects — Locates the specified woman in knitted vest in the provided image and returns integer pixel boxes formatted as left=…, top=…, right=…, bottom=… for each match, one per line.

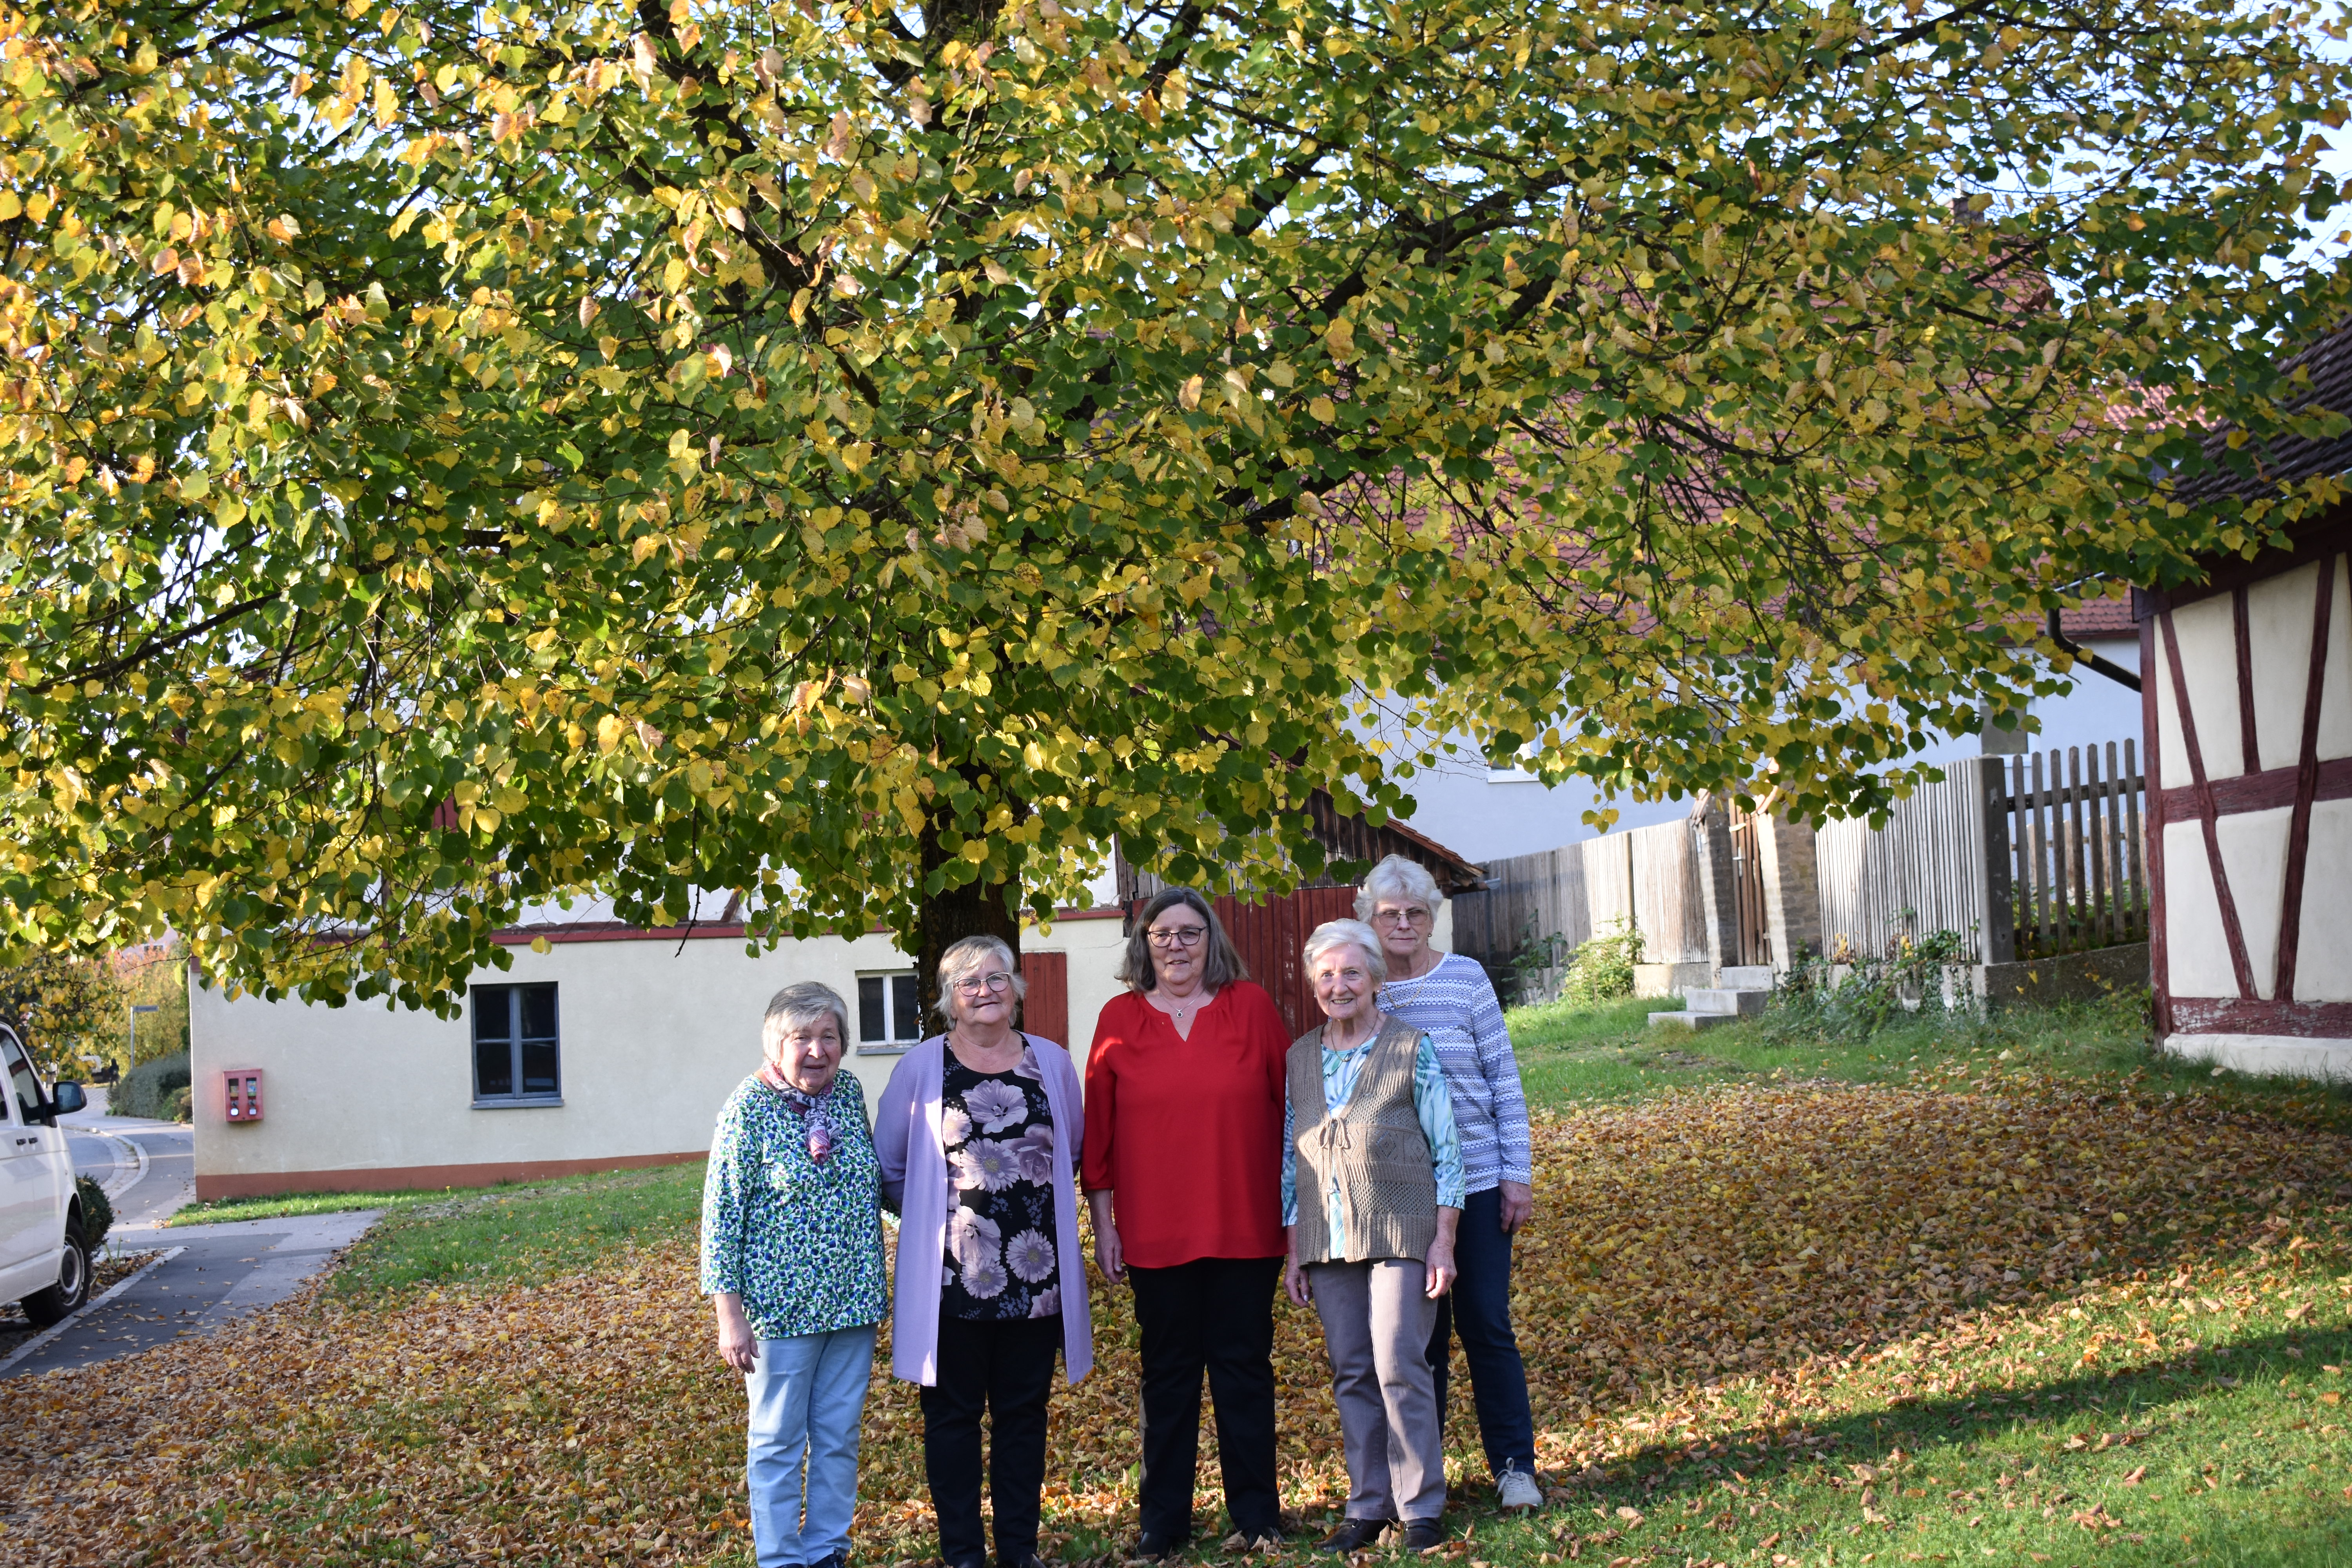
left=1283, top=919, right=1466, bottom=1555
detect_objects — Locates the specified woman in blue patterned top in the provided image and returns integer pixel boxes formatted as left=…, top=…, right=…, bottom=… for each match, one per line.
left=1358, top=853, right=1543, bottom=1511
left=702, top=981, right=888, bottom=1568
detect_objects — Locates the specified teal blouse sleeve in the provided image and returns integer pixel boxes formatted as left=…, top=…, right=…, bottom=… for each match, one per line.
left=1280, top=1085, right=1298, bottom=1228
left=1412, top=1033, right=1466, bottom=1211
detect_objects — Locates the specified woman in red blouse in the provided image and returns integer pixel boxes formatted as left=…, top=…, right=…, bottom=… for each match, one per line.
left=1083, top=887, right=1292, bottom=1557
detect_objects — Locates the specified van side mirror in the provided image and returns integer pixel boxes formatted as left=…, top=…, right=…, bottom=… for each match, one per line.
left=49, top=1082, right=85, bottom=1118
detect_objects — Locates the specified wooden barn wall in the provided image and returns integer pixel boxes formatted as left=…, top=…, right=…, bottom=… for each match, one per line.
left=1811, top=758, right=1998, bottom=965
left=1213, top=886, right=1364, bottom=1041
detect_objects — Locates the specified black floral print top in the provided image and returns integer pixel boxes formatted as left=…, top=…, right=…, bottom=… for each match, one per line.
left=941, top=1044, right=1062, bottom=1322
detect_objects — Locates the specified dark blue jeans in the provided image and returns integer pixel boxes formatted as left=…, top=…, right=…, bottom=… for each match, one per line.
left=1426, top=1185, right=1536, bottom=1479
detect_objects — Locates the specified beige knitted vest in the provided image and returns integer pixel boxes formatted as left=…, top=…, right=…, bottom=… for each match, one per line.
left=1287, top=1016, right=1439, bottom=1265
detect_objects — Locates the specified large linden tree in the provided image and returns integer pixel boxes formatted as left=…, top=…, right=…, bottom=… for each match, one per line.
left=1, top=0, right=2345, bottom=1007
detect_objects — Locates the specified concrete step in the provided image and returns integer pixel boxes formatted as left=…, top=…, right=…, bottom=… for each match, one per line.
left=1648, top=1009, right=1740, bottom=1032
left=1717, top=965, right=1777, bottom=991
left=1682, top=987, right=1769, bottom=1018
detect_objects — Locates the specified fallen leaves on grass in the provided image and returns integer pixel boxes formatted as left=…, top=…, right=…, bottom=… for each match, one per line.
left=0, top=1076, right=2343, bottom=1567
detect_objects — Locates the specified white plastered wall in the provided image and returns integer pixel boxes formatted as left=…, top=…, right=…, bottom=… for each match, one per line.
left=193, top=919, right=1133, bottom=1192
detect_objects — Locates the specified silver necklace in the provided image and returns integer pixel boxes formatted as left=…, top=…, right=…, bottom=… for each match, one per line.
left=1157, top=989, right=1206, bottom=1023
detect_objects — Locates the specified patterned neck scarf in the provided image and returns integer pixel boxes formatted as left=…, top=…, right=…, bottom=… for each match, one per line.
left=758, top=1063, right=837, bottom=1163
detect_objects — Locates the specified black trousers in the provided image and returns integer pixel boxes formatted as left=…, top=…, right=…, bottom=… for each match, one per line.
left=920, top=1314, right=1063, bottom=1568
left=1127, top=1254, right=1284, bottom=1542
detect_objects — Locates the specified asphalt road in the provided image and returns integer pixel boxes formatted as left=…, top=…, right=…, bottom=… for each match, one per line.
left=57, top=1107, right=197, bottom=1233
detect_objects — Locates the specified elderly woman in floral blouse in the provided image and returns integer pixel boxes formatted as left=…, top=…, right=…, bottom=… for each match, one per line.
left=878, top=936, right=1091, bottom=1568
left=702, top=982, right=888, bottom=1568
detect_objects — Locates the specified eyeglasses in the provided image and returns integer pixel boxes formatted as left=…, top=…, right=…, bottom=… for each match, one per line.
left=1146, top=926, right=1209, bottom=948
left=952, top=971, right=1015, bottom=996
left=1372, top=907, right=1432, bottom=927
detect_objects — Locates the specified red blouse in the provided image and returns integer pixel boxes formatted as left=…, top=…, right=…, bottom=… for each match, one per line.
left=1081, top=982, right=1292, bottom=1267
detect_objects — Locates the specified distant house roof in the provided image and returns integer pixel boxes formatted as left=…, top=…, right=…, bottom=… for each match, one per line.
left=2057, top=599, right=2136, bottom=639
left=1303, top=791, right=1486, bottom=894
left=2171, top=318, right=2352, bottom=504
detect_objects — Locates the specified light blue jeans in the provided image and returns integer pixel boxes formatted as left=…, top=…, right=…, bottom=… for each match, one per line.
left=745, top=1324, right=878, bottom=1568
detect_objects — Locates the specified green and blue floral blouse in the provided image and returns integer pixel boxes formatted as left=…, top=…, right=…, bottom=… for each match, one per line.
left=700, top=1074, right=888, bottom=1341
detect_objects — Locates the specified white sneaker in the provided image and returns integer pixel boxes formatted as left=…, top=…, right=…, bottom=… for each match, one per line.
left=1496, top=1465, right=1544, bottom=1510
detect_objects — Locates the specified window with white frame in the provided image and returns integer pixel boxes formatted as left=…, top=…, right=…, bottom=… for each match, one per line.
left=474, top=983, right=562, bottom=1104
left=857, top=971, right=924, bottom=1053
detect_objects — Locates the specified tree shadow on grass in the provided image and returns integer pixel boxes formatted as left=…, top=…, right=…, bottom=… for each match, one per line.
left=1550, top=1321, right=2352, bottom=1568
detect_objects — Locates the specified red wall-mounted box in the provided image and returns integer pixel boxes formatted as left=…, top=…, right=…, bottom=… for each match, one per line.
left=223, top=1069, right=263, bottom=1124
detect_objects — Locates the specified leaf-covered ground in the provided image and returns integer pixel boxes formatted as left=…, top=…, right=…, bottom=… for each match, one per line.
left=2, top=1063, right=2346, bottom=1567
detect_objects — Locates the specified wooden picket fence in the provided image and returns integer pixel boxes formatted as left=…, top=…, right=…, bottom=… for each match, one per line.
left=2001, top=741, right=2147, bottom=960
left=1450, top=742, right=2150, bottom=987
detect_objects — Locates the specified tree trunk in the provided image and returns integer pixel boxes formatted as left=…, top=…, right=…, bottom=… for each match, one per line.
left=915, top=820, right=1021, bottom=1031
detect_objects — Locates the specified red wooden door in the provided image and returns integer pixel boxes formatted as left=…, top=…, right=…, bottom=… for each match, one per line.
left=1019, top=950, right=1069, bottom=1047
left=1213, top=887, right=1363, bottom=1040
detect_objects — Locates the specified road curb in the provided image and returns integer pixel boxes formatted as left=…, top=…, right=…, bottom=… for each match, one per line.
left=0, top=1246, right=186, bottom=1380
left=76, top=1125, right=149, bottom=1203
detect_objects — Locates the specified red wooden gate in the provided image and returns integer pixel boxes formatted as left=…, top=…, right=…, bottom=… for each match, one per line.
left=1212, top=887, right=1364, bottom=1040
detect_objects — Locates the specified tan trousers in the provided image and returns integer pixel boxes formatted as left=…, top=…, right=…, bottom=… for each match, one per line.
left=1307, top=1259, right=1445, bottom=1522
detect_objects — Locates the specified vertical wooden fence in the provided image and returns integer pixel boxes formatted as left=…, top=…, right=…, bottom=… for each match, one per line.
left=2004, top=742, right=2146, bottom=959
left=1812, top=757, right=2004, bottom=964
left=1450, top=737, right=2151, bottom=996
left=1728, top=808, right=1770, bottom=968
left=1450, top=814, right=1711, bottom=998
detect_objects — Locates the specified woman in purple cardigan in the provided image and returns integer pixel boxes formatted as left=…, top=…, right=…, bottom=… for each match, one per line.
left=875, top=935, right=1093, bottom=1568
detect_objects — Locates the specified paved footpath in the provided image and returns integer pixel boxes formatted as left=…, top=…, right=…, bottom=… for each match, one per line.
left=0, top=1211, right=381, bottom=1378
left=2, top=1094, right=379, bottom=1379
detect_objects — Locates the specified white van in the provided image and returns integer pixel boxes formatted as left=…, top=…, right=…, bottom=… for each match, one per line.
left=1, top=1025, right=92, bottom=1327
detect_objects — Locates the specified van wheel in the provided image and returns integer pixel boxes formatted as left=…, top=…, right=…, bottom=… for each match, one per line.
left=22, top=1220, right=91, bottom=1327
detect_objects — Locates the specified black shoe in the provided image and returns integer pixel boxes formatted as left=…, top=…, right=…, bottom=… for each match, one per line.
left=1316, top=1519, right=1394, bottom=1554
left=1131, top=1533, right=1187, bottom=1563
left=1399, top=1521, right=1447, bottom=1552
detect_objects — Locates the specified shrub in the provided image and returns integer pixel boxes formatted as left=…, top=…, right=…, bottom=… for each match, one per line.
left=74, top=1174, right=113, bottom=1250
left=113, top=1051, right=190, bottom=1120
left=1560, top=918, right=1642, bottom=1005
left=164, top=1084, right=192, bottom=1122
left=1764, top=929, right=1973, bottom=1042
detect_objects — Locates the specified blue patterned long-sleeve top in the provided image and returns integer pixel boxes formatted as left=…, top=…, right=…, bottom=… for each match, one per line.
left=1281, top=1030, right=1466, bottom=1253
left=699, top=1074, right=888, bottom=1340
left=1376, top=952, right=1534, bottom=1191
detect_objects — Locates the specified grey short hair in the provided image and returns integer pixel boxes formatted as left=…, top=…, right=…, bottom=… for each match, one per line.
left=763, top=981, right=851, bottom=1042
left=934, top=934, right=1026, bottom=1025
left=1354, top=854, right=1443, bottom=923
left=1303, top=919, right=1388, bottom=985
left=1116, top=887, right=1249, bottom=992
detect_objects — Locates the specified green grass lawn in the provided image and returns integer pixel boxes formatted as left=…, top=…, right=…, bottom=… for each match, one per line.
left=1468, top=985, right=2352, bottom=1568
left=1512, top=985, right=2352, bottom=1131
left=175, top=1160, right=711, bottom=1299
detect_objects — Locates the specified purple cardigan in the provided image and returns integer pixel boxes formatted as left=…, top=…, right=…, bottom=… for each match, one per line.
left=874, top=1034, right=1094, bottom=1387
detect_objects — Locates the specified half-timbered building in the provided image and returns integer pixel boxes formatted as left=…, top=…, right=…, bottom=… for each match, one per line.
left=2142, top=324, right=2352, bottom=1078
